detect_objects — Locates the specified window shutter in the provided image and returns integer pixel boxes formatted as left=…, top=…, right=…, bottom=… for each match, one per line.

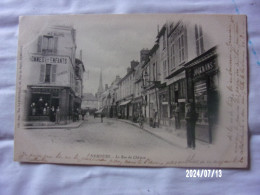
left=37, top=36, right=42, bottom=53
left=54, top=37, right=58, bottom=54
left=40, top=64, right=45, bottom=82
left=195, top=25, right=198, bottom=39
left=51, top=65, right=57, bottom=83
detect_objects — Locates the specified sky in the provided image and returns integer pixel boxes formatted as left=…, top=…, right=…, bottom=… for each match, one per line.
left=20, top=14, right=183, bottom=94
left=72, top=14, right=177, bottom=94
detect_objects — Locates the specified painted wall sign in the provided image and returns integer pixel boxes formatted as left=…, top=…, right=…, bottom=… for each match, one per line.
left=31, top=56, right=68, bottom=64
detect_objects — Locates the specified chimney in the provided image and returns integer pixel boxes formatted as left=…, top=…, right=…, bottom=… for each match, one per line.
left=116, top=75, right=121, bottom=81
left=140, top=49, right=150, bottom=63
left=105, top=84, right=108, bottom=90
left=80, top=50, right=82, bottom=61
left=131, top=60, right=139, bottom=70
left=127, top=67, right=131, bottom=73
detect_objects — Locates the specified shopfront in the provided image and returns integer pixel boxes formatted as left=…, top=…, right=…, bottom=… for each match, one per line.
left=26, top=86, right=75, bottom=124
left=158, top=88, right=169, bottom=126
left=185, top=46, right=219, bottom=143
left=132, top=96, right=142, bottom=122
left=118, top=99, right=132, bottom=119
left=167, top=70, right=187, bottom=129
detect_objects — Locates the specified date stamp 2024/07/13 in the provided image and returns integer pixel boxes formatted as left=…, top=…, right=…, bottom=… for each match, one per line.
left=186, top=169, right=222, bottom=178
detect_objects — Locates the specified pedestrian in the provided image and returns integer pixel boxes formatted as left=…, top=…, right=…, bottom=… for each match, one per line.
left=31, top=102, right=36, bottom=116
left=46, top=106, right=50, bottom=116
left=138, top=112, right=144, bottom=129
left=76, top=108, right=80, bottom=121
left=175, top=103, right=180, bottom=129
left=152, top=109, right=158, bottom=128
left=55, top=106, right=61, bottom=124
left=43, top=107, right=47, bottom=116
left=101, top=113, right=103, bottom=123
left=81, top=110, right=85, bottom=120
left=185, top=102, right=198, bottom=149
left=117, top=111, right=121, bottom=119
left=50, top=106, right=55, bottom=122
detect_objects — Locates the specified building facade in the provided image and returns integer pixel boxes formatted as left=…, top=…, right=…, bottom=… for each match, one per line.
left=116, top=61, right=138, bottom=120
left=96, top=19, right=219, bottom=143
left=24, top=25, right=84, bottom=124
left=81, top=93, right=98, bottom=112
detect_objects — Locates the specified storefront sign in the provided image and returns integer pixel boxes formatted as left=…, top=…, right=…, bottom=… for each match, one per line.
left=193, top=60, right=215, bottom=77
left=31, top=56, right=68, bottom=64
left=30, top=87, right=61, bottom=94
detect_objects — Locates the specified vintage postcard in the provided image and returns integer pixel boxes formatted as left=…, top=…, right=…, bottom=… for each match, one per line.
left=14, top=14, right=248, bottom=168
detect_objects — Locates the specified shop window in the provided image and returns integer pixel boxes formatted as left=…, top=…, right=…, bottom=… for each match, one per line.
left=179, top=79, right=187, bottom=99
left=195, top=24, right=204, bottom=56
left=194, top=80, right=208, bottom=125
left=30, top=94, right=51, bottom=116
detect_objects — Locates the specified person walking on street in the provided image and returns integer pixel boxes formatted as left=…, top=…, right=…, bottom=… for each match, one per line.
left=81, top=110, right=85, bottom=120
left=101, top=113, right=104, bottom=123
left=138, top=112, right=144, bottom=129
left=185, top=102, right=198, bottom=149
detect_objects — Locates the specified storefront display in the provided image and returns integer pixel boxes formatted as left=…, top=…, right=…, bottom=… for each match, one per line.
left=185, top=46, right=219, bottom=143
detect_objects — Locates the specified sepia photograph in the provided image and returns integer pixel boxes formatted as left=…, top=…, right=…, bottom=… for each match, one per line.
left=14, top=14, right=248, bottom=168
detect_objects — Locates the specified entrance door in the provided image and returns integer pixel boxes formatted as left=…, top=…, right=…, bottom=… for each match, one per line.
left=51, top=98, right=59, bottom=109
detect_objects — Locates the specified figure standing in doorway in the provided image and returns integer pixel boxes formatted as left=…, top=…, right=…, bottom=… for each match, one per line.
left=50, top=106, right=55, bottom=122
left=31, top=102, right=36, bottom=116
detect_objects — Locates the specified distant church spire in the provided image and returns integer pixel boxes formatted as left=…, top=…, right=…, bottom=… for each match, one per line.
left=97, top=69, right=104, bottom=93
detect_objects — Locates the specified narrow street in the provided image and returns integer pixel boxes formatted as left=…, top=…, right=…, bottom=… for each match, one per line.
left=26, top=116, right=186, bottom=156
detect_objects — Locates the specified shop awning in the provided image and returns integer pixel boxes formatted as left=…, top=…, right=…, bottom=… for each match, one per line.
left=119, top=100, right=132, bottom=106
left=95, top=108, right=104, bottom=113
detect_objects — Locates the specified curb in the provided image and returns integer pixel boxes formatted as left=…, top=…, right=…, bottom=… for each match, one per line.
left=117, top=119, right=184, bottom=148
left=25, top=121, right=84, bottom=129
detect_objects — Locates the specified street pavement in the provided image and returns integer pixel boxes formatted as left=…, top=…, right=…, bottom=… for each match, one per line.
left=25, top=116, right=183, bottom=155
left=24, top=116, right=208, bottom=156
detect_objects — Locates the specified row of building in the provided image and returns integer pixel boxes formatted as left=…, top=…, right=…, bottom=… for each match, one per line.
left=23, top=25, right=85, bottom=124
left=96, top=20, right=219, bottom=143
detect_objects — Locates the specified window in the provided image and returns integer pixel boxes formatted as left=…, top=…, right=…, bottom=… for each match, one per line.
left=39, top=64, right=57, bottom=83
left=178, top=35, right=185, bottom=63
left=45, top=64, right=51, bottom=83
left=163, top=33, right=166, bottom=49
left=38, top=35, right=58, bottom=54
left=153, top=63, right=156, bottom=81
left=163, top=60, right=167, bottom=78
left=170, top=44, right=175, bottom=69
left=195, top=24, right=204, bottom=56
